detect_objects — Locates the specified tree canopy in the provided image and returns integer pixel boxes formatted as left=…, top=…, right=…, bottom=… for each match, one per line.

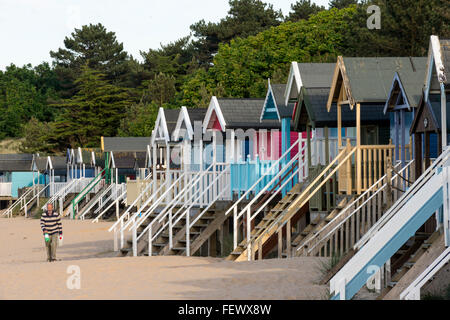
left=0, top=0, right=448, bottom=153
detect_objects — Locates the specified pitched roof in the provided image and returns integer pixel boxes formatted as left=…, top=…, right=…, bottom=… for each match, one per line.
left=271, top=84, right=295, bottom=118
left=111, top=151, right=147, bottom=169
left=411, top=93, right=450, bottom=134
left=187, top=108, right=207, bottom=123
left=173, top=107, right=207, bottom=141
left=111, top=152, right=136, bottom=169
left=164, top=109, right=180, bottom=135
left=384, top=67, right=427, bottom=113
left=49, top=156, right=67, bottom=170
left=295, top=87, right=389, bottom=131
left=0, top=154, right=33, bottom=172
left=216, top=98, right=280, bottom=129
left=102, top=137, right=150, bottom=152
left=328, top=57, right=427, bottom=109
left=285, top=62, right=336, bottom=104
left=35, top=156, right=47, bottom=172
left=297, top=63, right=336, bottom=88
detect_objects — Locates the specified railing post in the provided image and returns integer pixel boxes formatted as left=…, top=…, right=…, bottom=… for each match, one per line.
left=186, top=210, right=190, bottom=257
left=148, top=225, right=152, bottom=257
left=113, top=227, right=118, bottom=252
left=386, top=157, right=393, bottom=209
left=247, top=207, right=251, bottom=261
left=443, top=166, right=450, bottom=247
left=233, top=206, right=238, bottom=249
left=169, top=209, right=173, bottom=249
left=346, top=139, right=352, bottom=195
left=132, top=226, right=138, bottom=257
left=120, top=218, right=124, bottom=249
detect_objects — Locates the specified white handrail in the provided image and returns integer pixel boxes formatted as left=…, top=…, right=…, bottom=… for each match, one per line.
left=330, top=148, right=450, bottom=299
left=224, top=137, right=304, bottom=219
left=299, top=160, right=411, bottom=255
left=236, top=143, right=306, bottom=221
left=130, top=162, right=215, bottom=233
left=78, top=184, right=114, bottom=220
left=93, top=187, right=127, bottom=223
left=93, top=184, right=124, bottom=214
left=3, top=185, right=36, bottom=218
left=108, top=176, right=157, bottom=232
left=248, top=146, right=357, bottom=257
left=145, top=165, right=230, bottom=256
left=169, top=167, right=229, bottom=230
left=400, top=247, right=450, bottom=300
left=125, top=170, right=189, bottom=232
left=355, top=149, right=450, bottom=250
left=42, top=178, right=79, bottom=210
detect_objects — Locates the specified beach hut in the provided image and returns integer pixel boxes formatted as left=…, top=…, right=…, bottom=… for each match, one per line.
left=326, top=57, right=423, bottom=194
left=384, top=58, right=428, bottom=168
left=102, top=136, right=151, bottom=183
left=202, top=96, right=281, bottom=197
left=0, top=154, right=35, bottom=199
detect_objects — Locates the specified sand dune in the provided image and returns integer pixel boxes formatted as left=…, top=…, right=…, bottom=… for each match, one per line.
left=0, top=217, right=328, bottom=300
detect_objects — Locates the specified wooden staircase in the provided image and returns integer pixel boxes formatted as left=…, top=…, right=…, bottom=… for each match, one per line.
left=292, top=196, right=354, bottom=255
left=119, top=207, right=164, bottom=257
left=120, top=201, right=235, bottom=257
left=377, top=231, right=441, bottom=300
left=226, top=182, right=308, bottom=261
left=73, top=184, right=110, bottom=219
left=158, top=201, right=234, bottom=256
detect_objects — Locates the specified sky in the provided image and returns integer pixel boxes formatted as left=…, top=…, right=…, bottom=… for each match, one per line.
left=0, top=0, right=330, bottom=70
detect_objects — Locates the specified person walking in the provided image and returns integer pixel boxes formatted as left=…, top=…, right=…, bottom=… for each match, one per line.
left=40, top=203, right=63, bottom=262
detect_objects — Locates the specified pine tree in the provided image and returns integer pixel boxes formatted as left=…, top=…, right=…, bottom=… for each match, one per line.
left=287, top=0, right=325, bottom=21
left=50, top=23, right=131, bottom=98
left=51, top=65, right=135, bottom=148
left=329, top=0, right=359, bottom=9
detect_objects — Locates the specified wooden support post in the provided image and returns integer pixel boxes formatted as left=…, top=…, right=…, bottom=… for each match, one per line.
left=325, top=126, right=331, bottom=211
left=401, top=110, right=406, bottom=166
left=278, top=228, right=283, bottom=259
left=286, top=220, right=292, bottom=258
left=258, top=240, right=263, bottom=260
left=209, top=231, right=217, bottom=257
left=425, top=132, right=430, bottom=169
left=356, top=103, right=362, bottom=194
left=346, top=139, right=352, bottom=195
left=307, top=125, right=312, bottom=168
left=337, top=103, right=342, bottom=148
left=395, top=112, right=400, bottom=162
left=386, top=157, right=393, bottom=209
left=414, top=133, right=422, bottom=180
left=219, top=226, right=224, bottom=257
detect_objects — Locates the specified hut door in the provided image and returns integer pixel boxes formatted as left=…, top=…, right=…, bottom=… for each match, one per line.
left=361, top=126, right=378, bottom=145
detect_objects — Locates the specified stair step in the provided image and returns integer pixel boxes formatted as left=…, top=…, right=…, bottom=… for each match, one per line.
left=171, top=247, right=186, bottom=251
left=193, top=224, right=209, bottom=228
left=152, top=243, right=167, bottom=247
left=388, top=281, right=398, bottom=288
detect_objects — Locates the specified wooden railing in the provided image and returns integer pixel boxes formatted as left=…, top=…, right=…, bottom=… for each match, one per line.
left=299, top=160, right=414, bottom=258
left=338, top=139, right=412, bottom=195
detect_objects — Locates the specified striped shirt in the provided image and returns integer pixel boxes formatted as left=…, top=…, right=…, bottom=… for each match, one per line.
left=40, top=211, right=63, bottom=236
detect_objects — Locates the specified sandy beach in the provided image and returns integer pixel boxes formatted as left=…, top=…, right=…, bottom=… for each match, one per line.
left=0, top=217, right=328, bottom=300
